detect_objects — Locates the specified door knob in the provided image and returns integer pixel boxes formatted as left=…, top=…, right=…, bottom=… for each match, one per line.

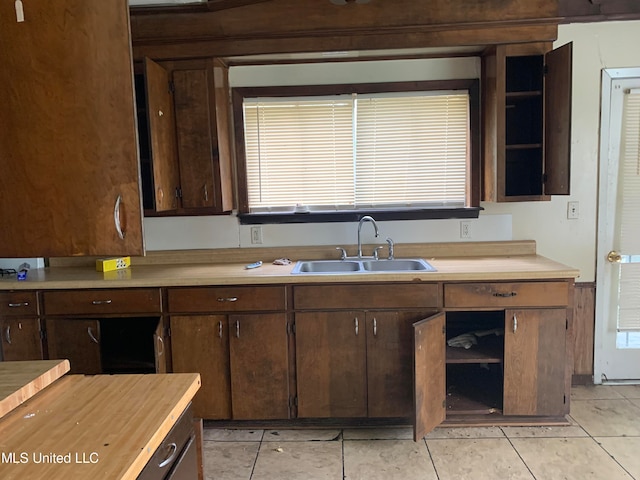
left=607, top=251, right=622, bottom=263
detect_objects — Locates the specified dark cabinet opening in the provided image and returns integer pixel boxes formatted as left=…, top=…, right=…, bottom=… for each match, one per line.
left=100, top=317, right=160, bottom=374
left=445, top=311, right=505, bottom=415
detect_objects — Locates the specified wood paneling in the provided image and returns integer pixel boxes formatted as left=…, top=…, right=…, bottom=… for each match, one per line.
left=572, top=282, right=595, bottom=382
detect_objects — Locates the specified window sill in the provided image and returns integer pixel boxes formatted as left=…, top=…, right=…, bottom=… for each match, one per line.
left=238, top=207, right=482, bottom=225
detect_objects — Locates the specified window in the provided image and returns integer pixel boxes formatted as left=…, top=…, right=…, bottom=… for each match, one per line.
left=234, top=80, right=480, bottom=221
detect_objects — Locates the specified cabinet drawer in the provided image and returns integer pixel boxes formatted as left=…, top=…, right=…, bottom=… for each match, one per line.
left=167, top=286, right=286, bottom=313
left=0, top=291, right=38, bottom=316
left=294, top=284, right=439, bottom=310
left=138, top=404, right=194, bottom=480
left=444, top=281, right=570, bottom=308
left=43, top=289, right=162, bottom=315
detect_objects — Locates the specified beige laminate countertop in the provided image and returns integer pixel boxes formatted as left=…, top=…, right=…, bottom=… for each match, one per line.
left=0, top=252, right=579, bottom=290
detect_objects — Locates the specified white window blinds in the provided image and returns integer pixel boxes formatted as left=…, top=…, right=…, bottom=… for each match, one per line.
left=243, top=90, right=470, bottom=212
left=617, top=90, right=640, bottom=331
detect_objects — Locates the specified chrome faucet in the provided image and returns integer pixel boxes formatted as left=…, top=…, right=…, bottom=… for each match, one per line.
left=357, top=215, right=379, bottom=258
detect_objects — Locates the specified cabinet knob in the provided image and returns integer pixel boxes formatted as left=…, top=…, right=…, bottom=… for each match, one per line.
left=493, top=292, right=517, bottom=298
left=91, top=299, right=112, bottom=305
left=354, top=317, right=359, bottom=336
left=217, top=297, right=238, bottom=303
left=513, top=314, right=518, bottom=334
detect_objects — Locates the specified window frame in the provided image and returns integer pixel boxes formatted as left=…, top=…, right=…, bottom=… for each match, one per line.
left=232, top=79, right=481, bottom=224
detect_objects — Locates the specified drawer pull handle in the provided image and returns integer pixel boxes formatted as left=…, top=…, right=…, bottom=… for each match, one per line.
left=158, top=442, right=178, bottom=468
left=355, top=317, right=359, bottom=336
left=8, top=302, right=29, bottom=308
left=373, top=317, right=377, bottom=336
left=91, top=299, right=113, bottom=305
left=493, top=292, right=517, bottom=298
left=87, top=327, right=99, bottom=344
left=236, top=320, right=240, bottom=338
left=219, top=320, right=223, bottom=339
left=513, top=314, right=518, bottom=334
left=5, top=325, right=11, bottom=345
left=217, top=297, right=238, bottom=302
left=157, top=336, right=164, bottom=356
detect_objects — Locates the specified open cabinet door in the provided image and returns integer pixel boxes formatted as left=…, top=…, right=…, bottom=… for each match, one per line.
left=413, top=312, right=446, bottom=441
left=144, top=57, right=181, bottom=212
left=544, top=42, right=572, bottom=195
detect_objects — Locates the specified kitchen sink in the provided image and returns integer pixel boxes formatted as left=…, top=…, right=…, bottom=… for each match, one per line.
left=292, top=260, right=362, bottom=273
left=291, top=258, right=436, bottom=274
left=361, top=259, right=435, bottom=272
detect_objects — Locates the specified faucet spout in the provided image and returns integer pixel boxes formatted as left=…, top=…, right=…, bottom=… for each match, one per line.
left=357, top=215, right=379, bottom=258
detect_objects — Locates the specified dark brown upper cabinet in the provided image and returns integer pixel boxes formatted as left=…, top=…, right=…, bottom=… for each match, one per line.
left=142, top=58, right=181, bottom=212
left=0, top=0, right=144, bottom=257
left=137, top=58, right=234, bottom=216
left=482, top=42, right=573, bottom=202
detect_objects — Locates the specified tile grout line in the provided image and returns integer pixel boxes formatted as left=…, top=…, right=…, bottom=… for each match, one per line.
left=422, top=436, right=442, bottom=480
left=500, top=427, right=539, bottom=480
left=247, top=430, right=265, bottom=480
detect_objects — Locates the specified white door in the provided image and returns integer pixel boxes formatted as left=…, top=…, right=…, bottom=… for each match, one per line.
left=595, top=69, right=640, bottom=383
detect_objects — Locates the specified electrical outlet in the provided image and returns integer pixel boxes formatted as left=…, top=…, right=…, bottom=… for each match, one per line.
left=567, top=201, right=579, bottom=220
left=250, top=226, right=263, bottom=244
left=460, top=220, right=472, bottom=239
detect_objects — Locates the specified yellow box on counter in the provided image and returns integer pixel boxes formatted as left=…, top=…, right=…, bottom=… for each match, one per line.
left=96, top=256, right=131, bottom=272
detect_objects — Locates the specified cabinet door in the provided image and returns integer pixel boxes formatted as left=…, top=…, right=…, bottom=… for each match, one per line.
left=503, top=308, right=567, bottom=416
left=367, top=311, right=432, bottom=418
left=0, top=0, right=144, bottom=257
left=46, top=319, right=102, bottom=374
left=1, top=318, right=44, bottom=361
left=170, top=315, right=231, bottom=419
left=229, top=314, right=289, bottom=419
left=296, top=311, right=367, bottom=418
left=413, top=312, right=446, bottom=441
left=144, top=57, right=181, bottom=212
left=544, top=42, right=573, bottom=196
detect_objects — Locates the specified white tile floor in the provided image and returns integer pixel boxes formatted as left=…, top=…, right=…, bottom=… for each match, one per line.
left=202, top=385, right=640, bottom=480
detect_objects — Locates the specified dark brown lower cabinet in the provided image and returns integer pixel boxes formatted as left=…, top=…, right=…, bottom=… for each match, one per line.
left=0, top=317, right=44, bottom=361
left=47, top=318, right=102, bottom=374
left=45, top=317, right=168, bottom=375
left=170, top=315, right=231, bottom=419
left=296, top=309, right=443, bottom=436
left=138, top=405, right=200, bottom=480
left=503, top=308, right=567, bottom=415
left=229, top=313, right=290, bottom=420
left=170, top=313, right=290, bottom=420
left=296, top=311, right=368, bottom=418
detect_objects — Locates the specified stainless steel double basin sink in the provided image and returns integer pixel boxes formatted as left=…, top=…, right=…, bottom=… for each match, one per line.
left=291, top=258, right=436, bottom=274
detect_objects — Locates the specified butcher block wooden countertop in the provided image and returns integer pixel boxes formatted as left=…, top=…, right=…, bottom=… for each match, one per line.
left=0, top=241, right=580, bottom=290
left=0, top=360, right=70, bottom=419
left=0, top=369, right=201, bottom=480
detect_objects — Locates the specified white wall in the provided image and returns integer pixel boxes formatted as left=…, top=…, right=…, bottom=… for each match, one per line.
left=143, top=21, right=640, bottom=282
